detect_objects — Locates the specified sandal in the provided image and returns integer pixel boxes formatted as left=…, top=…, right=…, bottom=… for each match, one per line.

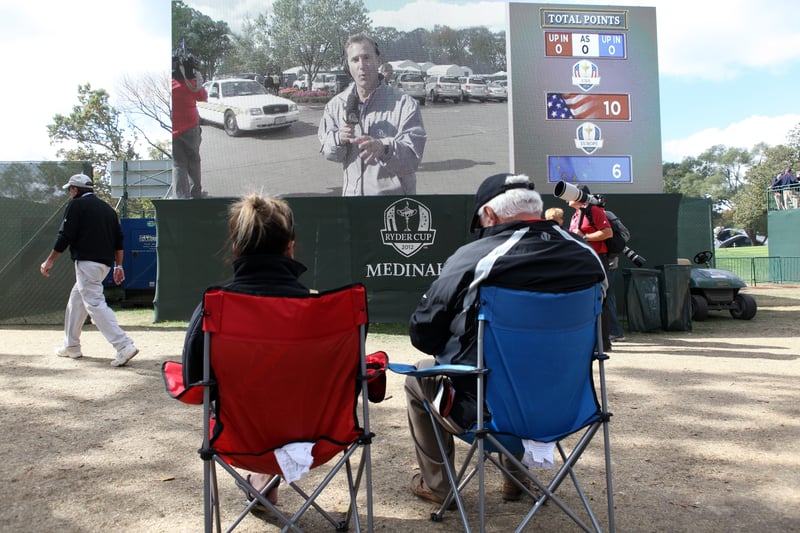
left=236, top=474, right=280, bottom=510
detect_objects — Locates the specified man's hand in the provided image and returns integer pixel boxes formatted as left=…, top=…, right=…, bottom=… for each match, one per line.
left=354, top=136, right=384, bottom=164
left=113, top=266, right=125, bottom=285
left=39, top=260, right=53, bottom=277
left=338, top=123, right=356, bottom=144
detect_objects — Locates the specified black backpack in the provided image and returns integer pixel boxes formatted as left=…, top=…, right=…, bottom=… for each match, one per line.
left=580, top=207, right=630, bottom=257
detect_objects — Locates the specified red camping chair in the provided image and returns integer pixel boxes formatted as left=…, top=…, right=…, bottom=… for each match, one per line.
left=196, top=284, right=375, bottom=532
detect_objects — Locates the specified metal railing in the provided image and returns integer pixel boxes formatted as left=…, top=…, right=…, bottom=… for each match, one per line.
left=715, top=256, right=800, bottom=286
left=767, top=183, right=800, bottom=211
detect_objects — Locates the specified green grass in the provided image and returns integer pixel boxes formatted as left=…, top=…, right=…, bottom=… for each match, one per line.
left=715, top=246, right=769, bottom=259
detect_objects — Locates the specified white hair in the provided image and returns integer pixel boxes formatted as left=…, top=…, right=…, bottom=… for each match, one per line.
left=484, top=174, right=542, bottom=219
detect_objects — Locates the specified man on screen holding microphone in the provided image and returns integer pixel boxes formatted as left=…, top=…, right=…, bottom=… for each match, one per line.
left=318, top=33, right=426, bottom=196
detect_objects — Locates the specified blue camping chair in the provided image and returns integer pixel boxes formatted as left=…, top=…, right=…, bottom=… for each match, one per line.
left=391, top=283, right=614, bottom=532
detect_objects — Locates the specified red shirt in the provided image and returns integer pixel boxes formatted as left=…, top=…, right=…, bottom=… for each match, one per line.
left=569, top=205, right=611, bottom=255
left=172, top=79, right=208, bottom=137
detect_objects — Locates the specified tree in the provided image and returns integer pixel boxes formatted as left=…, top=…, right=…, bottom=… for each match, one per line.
left=785, top=123, right=800, bottom=165
left=224, top=14, right=279, bottom=75
left=729, top=124, right=800, bottom=243
left=730, top=144, right=792, bottom=243
left=0, top=161, right=88, bottom=205
left=430, top=25, right=469, bottom=65
left=47, top=83, right=138, bottom=186
left=172, top=0, right=232, bottom=80
left=700, top=145, right=752, bottom=199
left=269, top=0, right=372, bottom=83
left=466, top=27, right=506, bottom=73
left=662, top=156, right=720, bottom=200
left=372, top=26, right=402, bottom=60
left=116, top=72, right=172, bottom=159
left=400, top=28, right=434, bottom=63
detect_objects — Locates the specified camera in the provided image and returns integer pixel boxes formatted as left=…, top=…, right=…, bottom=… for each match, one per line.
left=553, top=180, right=605, bottom=207
left=172, top=49, right=199, bottom=81
left=622, top=245, right=646, bottom=267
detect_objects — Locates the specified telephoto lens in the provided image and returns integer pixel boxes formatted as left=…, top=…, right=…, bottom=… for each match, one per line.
left=623, top=246, right=646, bottom=267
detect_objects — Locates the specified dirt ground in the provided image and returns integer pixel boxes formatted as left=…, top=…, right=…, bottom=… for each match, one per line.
left=1, top=286, right=799, bottom=532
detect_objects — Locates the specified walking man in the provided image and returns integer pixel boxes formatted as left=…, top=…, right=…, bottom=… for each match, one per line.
left=39, top=174, right=139, bottom=367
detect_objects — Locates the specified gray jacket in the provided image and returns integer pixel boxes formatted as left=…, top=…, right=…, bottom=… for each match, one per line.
left=318, top=83, right=426, bottom=195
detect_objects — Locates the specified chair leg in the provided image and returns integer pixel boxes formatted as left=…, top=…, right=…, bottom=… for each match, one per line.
left=285, top=445, right=363, bottom=530
left=343, top=451, right=365, bottom=528
left=425, top=403, right=471, bottom=531
left=203, top=458, right=221, bottom=533
left=343, top=442, right=374, bottom=532
left=486, top=435, right=595, bottom=533
left=216, top=460, right=300, bottom=532
left=344, top=458, right=360, bottom=532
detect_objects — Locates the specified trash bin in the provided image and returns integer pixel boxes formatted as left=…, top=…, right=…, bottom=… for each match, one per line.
left=657, top=264, right=693, bottom=331
left=622, top=268, right=661, bottom=332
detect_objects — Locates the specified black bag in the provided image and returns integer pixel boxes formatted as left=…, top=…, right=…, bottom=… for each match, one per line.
left=582, top=207, right=630, bottom=257
left=604, top=209, right=630, bottom=256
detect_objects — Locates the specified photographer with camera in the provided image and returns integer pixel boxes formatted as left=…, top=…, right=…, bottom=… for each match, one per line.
left=558, top=183, right=614, bottom=351
left=172, top=49, right=208, bottom=199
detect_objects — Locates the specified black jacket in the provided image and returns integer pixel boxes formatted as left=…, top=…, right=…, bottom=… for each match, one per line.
left=53, top=193, right=123, bottom=266
left=181, top=253, right=309, bottom=386
left=409, top=219, right=607, bottom=367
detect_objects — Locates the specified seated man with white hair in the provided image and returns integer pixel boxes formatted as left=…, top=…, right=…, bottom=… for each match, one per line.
left=404, top=172, right=607, bottom=505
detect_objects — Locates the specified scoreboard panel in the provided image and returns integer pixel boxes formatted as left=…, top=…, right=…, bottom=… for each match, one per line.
left=508, top=3, right=662, bottom=192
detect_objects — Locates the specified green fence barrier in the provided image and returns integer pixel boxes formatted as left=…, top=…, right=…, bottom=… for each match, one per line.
left=715, top=257, right=800, bottom=286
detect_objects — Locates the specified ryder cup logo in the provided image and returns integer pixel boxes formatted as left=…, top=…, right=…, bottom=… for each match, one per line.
left=380, top=198, right=436, bottom=257
left=572, top=60, right=600, bottom=92
left=575, top=122, right=604, bottom=154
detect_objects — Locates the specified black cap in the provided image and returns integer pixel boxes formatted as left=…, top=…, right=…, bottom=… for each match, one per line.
left=470, top=173, right=535, bottom=231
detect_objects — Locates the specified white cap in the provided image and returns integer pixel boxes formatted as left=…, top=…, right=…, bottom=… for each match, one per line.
left=62, top=174, right=94, bottom=190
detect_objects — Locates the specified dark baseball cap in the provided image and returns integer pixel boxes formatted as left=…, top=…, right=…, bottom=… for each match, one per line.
left=470, top=173, right=535, bottom=231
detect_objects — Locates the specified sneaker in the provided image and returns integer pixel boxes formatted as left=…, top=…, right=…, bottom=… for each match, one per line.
left=610, top=334, right=626, bottom=342
left=55, top=347, right=82, bottom=359
left=111, top=344, right=139, bottom=367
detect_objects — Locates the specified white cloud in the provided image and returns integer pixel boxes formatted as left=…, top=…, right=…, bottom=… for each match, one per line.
left=370, top=0, right=800, bottom=81
left=183, top=0, right=275, bottom=33
left=662, top=114, right=800, bottom=162
left=0, top=0, right=170, bottom=162
left=651, top=0, right=800, bottom=80
left=370, top=0, right=507, bottom=32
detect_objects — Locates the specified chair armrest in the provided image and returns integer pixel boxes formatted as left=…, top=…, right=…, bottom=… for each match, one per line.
left=388, top=362, right=487, bottom=378
left=161, top=360, right=204, bottom=405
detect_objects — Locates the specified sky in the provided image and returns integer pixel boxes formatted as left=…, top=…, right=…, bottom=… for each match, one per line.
left=0, top=0, right=171, bottom=163
left=1, top=0, right=799, bottom=164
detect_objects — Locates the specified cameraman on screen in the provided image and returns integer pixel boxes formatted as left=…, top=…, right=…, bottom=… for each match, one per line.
left=172, top=49, right=208, bottom=199
left=565, top=185, right=614, bottom=352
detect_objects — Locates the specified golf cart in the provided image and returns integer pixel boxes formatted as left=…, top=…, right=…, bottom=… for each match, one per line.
left=689, top=250, right=757, bottom=321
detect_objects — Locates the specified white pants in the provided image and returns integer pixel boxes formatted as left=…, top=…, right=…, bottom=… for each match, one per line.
left=63, top=260, right=132, bottom=353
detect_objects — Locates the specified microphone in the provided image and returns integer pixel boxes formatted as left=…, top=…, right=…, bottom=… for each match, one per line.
left=344, top=91, right=360, bottom=125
